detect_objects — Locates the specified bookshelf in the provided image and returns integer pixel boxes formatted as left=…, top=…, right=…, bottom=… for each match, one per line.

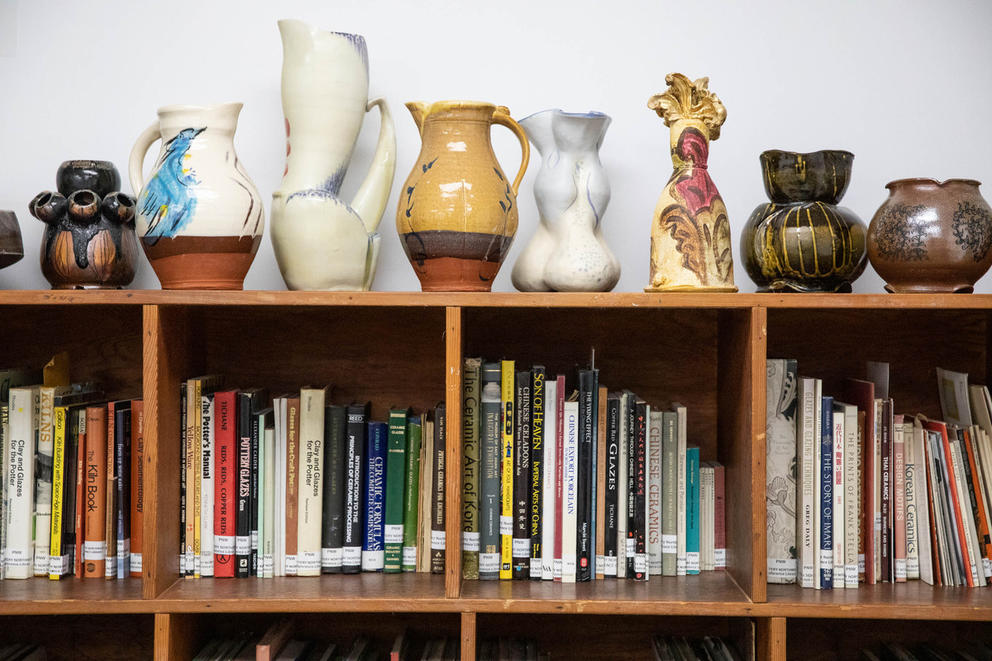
left=1, top=290, right=990, bottom=660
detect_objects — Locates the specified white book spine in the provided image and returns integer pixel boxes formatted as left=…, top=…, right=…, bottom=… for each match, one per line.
left=812, top=384, right=822, bottom=589
left=562, top=401, right=578, bottom=583
left=798, top=378, right=816, bottom=589
left=6, top=387, right=36, bottom=579
left=914, top=425, right=934, bottom=585
left=843, top=405, right=859, bottom=588
left=675, top=405, right=687, bottom=576
left=616, top=393, right=628, bottom=578
left=33, top=388, right=53, bottom=576
left=275, top=398, right=287, bottom=577
left=700, top=465, right=713, bottom=571
left=647, top=411, right=663, bottom=576
left=263, top=427, right=275, bottom=578
left=256, top=412, right=266, bottom=579
left=0, top=407, right=8, bottom=580
left=297, top=388, right=326, bottom=577
left=832, top=407, right=845, bottom=588
left=541, top=380, right=557, bottom=580
left=200, top=395, right=215, bottom=577
left=972, top=428, right=992, bottom=578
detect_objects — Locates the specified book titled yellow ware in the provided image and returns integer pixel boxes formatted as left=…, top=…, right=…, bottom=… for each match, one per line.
left=500, top=360, right=514, bottom=580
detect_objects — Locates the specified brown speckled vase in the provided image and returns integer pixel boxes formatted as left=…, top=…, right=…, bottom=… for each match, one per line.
left=0, top=211, right=23, bottom=269
left=867, top=178, right=992, bottom=293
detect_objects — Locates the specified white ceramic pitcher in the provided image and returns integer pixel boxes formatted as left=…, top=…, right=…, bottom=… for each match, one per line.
left=271, top=19, right=396, bottom=291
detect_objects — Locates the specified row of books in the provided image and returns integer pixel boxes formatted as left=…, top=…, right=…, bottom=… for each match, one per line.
left=0, top=366, right=142, bottom=580
left=651, top=636, right=740, bottom=661
left=766, top=359, right=992, bottom=588
left=180, top=376, right=446, bottom=578
left=460, top=359, right=726, bottom=582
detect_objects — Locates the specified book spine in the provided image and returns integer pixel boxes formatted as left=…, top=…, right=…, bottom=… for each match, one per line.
left=798, top=378, right=816, bottom=588
left=430, top=404, right=446, bottom=575
left=625, top=394, right=637, bottom=578
left=541, top=378, right=557, bottom=580
left=963, top=428, right=992, bottom=579
left=263, top=426, right=275, bottom=578
left=765, top=359, right=798, bottom=584
left=949, top=435, right=980, bottom=585
left=529, top=367, right=545, bottom=580
left=604, top=394, right=619, bottom=578
left=115, top=404, right=131, bottom=579
left=879, top=400, right=891, bottom=582
left=576, top=370, right=595, bottom=581
left=616, top=393, right=628, bottom=578
left=857, top=409, right=867, bottom=583
left=236, top=393, right=253, bottom=578
left=274, top=398, right=285, bottom=576
left=553, top=375, right=565, bottom=581
left=401, top=415, right=422, bottom=572
left=831, top=405, right=845, bottom=588
left=844, top=406, right=859, bottom=587
left=0, top=403, right=7, bottom=581
left=284, top=396, right=300, bottom=576
left=213, top=392, right=236, bottom=578
left=512, top=370, right=530, bottom=578
left=714, top=462, right=726, bottom=570
left=595, top=386, right=606, bottom=579
left=904, top=423, right=920, bottom=580
left=363, top=421, right=387, bottom=572
left=462, top=358, right=481, bottom=579
left=34, top=387, right=54, bottom=577
left=873, top=400, right=882, bottom=582
left=185, top=384, right=197, bottom=578
left=819, top=396, right=833, bottom=589
left=250, top=408, right=261, bottom=577
left=662, top=411, right=678, bottom=576
left=344, top=404, right=368, bottom=574
left=105, top=400, right=117, bottom=579
left=322, top=405, right=347, bottom=573
left=633, top=401, right=648, bottom=580
left=562, top=400, right=578, bottom=582
left=959, top=430, right=987, bottom=584
left=684, top=445, right=699, bottom=576
left=48, top=406, right=67, bottom=579
left=82, top=405, right=105, bottom=579
left=417, top=414, right=432, bottom=573
left=675, top=404, right=687, bottom=576
left=647, top=410, right=663, bottom=577
left=589, top=372, right=599, bottom=580
left=499, top=360, right=514, bottom=580
left=130, top=401, right=144, bottom=578
left=479, top=363, right=501, bottom=580
left=200, top=394, right=215, bottom=577
left=297, top=388, right=326, bottom=577
left=385, top=409, right=408, bottom=573
left=893, top=421, right=907, bottom=582
left=73, top=409, right=86, bottom=578
left=60, top=409, right=79, bottom=578
left=179, top=383, right=188, bottom=576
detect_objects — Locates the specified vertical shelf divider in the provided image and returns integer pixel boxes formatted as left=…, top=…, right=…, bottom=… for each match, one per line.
left=756, top=616, right=786, bottom=661
left=460, top=611, right=477, bottom=661
left=154, top=612, right=202, bottom=661
left=445, top=306, right=464, bottom=598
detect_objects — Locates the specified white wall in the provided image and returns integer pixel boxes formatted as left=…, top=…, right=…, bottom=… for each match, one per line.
left=1, top=0, right=990, bottom=293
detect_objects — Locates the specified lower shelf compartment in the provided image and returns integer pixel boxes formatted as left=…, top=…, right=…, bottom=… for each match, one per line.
left=788, top=618, right=992, bottom=661
left=0, top=614, right=153, bottom=660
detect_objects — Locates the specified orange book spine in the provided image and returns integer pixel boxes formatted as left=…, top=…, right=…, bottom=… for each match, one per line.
left=931, top=422, right=974, bottom=586
left=74, top=414, right=86, bottom=578
left=83, top=406, right=107, bottom=578
left=963, top=429, right=992, bottom=567
left=131, top=400, right=144, bottom=578
left=285, top=397, right=300, bottom=574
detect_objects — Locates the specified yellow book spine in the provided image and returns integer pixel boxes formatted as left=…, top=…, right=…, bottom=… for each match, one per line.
left=500, top=360, right=514, bottom=580
left=49, top=406, right=67, bottom=580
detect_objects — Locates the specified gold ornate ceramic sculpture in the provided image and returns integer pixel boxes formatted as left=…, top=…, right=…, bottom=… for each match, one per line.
left=645, top=74, right=736, bottom=292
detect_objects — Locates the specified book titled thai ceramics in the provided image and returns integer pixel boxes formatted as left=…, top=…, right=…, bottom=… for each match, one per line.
left=742, top=150, right=867, bottom=292
left=867, top=178, right=992, bottom=292
left=511, top=109, right=620, bottom=292
left=271, top=20, right=396, bottom=291
left=397, top=101, right=529, bottom=292
left=0, top=210, right=23, bottom=271
left=128, top=103, right=264, bottom=290
left=645, top=74, right=735, bottom=292
left=29, top=160, right=138, bottom=289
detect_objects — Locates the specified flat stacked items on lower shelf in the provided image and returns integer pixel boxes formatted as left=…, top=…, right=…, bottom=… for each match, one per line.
left=460, top=358, right=725, bottom=582
left=0, top=644, right=45, bottom=661
left=860, top=639, right=992, bottom=661
left=0, top=366, right=143, bottom=582
left=767, top=359, right=992, bottom=589
left=651, top=635, right=741, bottom=661
left=180, top=376, right=446, bottom=579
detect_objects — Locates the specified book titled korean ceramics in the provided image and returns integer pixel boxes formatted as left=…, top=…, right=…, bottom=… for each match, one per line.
left=511, top=109, right=620, bottom=292
left=397, top=101, right=529, bottom=292
left=645, top=74, right=736, bottom=292
left=271, top=20, right=396, bottom=291
left=128, top=103, right=264, bottom=290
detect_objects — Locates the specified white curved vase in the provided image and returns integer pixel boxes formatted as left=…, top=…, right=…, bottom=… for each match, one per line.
left=511, top=109, right=620, bottom=292
left=271, top=19, right=396, bottom=291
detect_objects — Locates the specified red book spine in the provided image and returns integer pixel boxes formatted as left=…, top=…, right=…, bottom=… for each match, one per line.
left=553, top=375, right=565, bottom=582
left=214, top=391, right=238, bottom=578
left=928, top=420, right=974, bottom=587
left=713, top=463, right=726, bottom=570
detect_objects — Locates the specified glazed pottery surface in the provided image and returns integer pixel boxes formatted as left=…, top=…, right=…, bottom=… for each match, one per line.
left=867, top=178, right=992, bottom=293
left=129, top=103, right=264, bottom=290
left=0, top=210, right=23, bottom=269
left=397, top=100, right=529, bottom=292
left=511, top=109, right=620, bottom=292
left=645, top=74, right=736, bottom=292
left=29, top=160, right=138, bottom=289
left=271, top=20, right=396, bottom=291
left=742, top=150, right=867, bottom=292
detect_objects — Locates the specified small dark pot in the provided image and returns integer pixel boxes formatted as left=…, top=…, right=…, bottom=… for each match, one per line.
left=867, top=178, right=992, bottom=293
left=742, top=149, right=867, bottom=292
left=56, top=160, right=121, bottom=198
left=0, top=211, right=23, bottom=269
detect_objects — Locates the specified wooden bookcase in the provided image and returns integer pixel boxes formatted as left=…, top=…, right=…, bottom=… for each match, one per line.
left=0, top=290, right=990, bottom=660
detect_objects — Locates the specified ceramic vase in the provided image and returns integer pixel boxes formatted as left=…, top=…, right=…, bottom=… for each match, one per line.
left=742, top=150, right=867, bottom=292
left=29, top=160, right=138, bottom=289
left=271, top=20, right=396, bottom=291
left=128, top=103, right=264, bottom=290
left=397, top=101, right=529, bottom=292
left=511, top=109, right=620, bottom=292
left=645, top=74, right=736, bottom=292
left=0, top=210, right=23, bottom=270
left=867, top=178, right=992, bottom=293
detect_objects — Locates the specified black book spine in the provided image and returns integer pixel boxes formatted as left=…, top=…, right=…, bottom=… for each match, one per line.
left=343, top=403, right=368, bottom=574
left=236, top=392, right=252, bottom=578
left=625, top=392, right=637, bottom=577
left=880, top=399, right=891, bottom=582
left=513, top=371, right=531, bottom=578
left=62, top=408, right=81, bottom=568
left=322, top=404, right=347, bottom=573
left=250, top=409, right=260, bottom=577
left=179, top=383, right=187, bottom=576
left=634, top=399, right=647, bottom=580
left=605, top=394, right=620, bottom=576
left=529, top=366, right=545, bottom=580
left=576, top=369, right=595, bottom=581
left=431, top=403, right=446, bottom=574
left=116, top=403, right=132, bottom=578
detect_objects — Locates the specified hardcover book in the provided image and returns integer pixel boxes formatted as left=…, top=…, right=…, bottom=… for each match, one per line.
left=893, top=416, right=907, bottom=582
left=130, top=400, right=144, bottom=578
left=633, top=398, right=648, bottom=580
left=766, top=359, right=797, bottom=584
left=479, top=363, right=501, bottom=580
left=82, top=404, right=106, bottom=579
left=512, top=370, right=531, bottom=579
left=385, top=409, right=409, bottom=573
left=344, top=403, right=369, bottom=574
left=595, top=385, right=607, bottom=579
left=321, top=404, right=347, bottom=573
left=114, top=401, right=132, bottom=579
left=685, top=446, right=700, bottom=576
left=363, top=420, right=387, bottom=572
left=238, top=389, right=263, bottom=578
left=430, top=403, right=446, bottom=575
left=529, top=366, right=545, bottom=580
left=842, top=377, right=875, bottom=584
left=401, top=414, right=422, bottom=573
left=604, top=392, right=620, bottom=577
left=661, top=410, right=678, bottom=576
left=462, top=358, right=481, bottom=579
left=576, top=369, right=596, bottom=581
left=713, top=462, right=726, bottom=570
left=831, top=402, right=846, bottom=588
left=297, top=387, right=327, bottom=576
left=499, top=361, right=514, bottom=580
left=199, top=392, right=215, bottom=577
left=213, top=391, right=237, bottom=578
left=647, top=409, right=663, bottom=576
left=561, top=397, right=579, bottom=583
left=541, top=376, right=557, bottom=580
left=819, top=395, right=833, bottom=589
left=797, top=377, right=820, bottom=588
left=553, top=375, right=565, bottom=582
left=672, top=402, right=687, bottom=576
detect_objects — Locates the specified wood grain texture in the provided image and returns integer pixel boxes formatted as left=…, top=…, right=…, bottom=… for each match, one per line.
left=154, top=613, right=202, bottom=661
left=756, top=616, right=786, bottom=661
left=446, top=307, right=463, bottom=598
left=461, top=611, right=476, bottom=661
left=765, top=582, right=992, bottom=621
left=0, top=578, right=145, bottom=614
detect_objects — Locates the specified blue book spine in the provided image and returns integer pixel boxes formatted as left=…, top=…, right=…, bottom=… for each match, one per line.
left=819, top=395, right=833, bottom=589
left=362, top=421, right=388, bottom=572
left=686, top=446, right=700, bottom=575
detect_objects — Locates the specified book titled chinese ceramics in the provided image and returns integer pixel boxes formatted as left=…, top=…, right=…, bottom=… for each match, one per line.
left=867, top=178, right=992, bottom=293
left=271, top=20, right=396, bottom=291
left=397, top=101, right=529, bottom=292
left=0, top=210, right=23, bottom=271
left=29, top=160, right=138, bottom=289
left=128, top=103, right=264, bottom=290
left=742, top=150, right=867, bottom=292
left=511, top=109, right=620, bottom=292
left=645, top=74, right=735, bottom=292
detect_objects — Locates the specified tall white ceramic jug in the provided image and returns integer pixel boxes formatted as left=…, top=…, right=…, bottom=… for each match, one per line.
left=271, top=19, right=396, bottom=291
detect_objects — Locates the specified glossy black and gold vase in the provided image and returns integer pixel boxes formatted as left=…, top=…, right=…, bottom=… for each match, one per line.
left=741, top=149, right=867, bottom=292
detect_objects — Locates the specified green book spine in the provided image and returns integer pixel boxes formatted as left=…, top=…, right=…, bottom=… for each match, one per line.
left=401, top=416, right=423, bottom=572
left=384, top=409, right=408, bottom=573
left=462, top=358, right=481, bottom=579
left=661, top=411, right=678, bottom=576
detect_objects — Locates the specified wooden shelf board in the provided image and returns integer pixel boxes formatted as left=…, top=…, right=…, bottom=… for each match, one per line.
left=0, top=578, right=146, bottom=614
left=765, top=583, right=992, bottom=621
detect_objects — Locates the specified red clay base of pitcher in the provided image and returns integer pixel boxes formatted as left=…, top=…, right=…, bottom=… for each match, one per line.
left=415, top=257, right=502, bottom=292
left=142, top=235, right=260, bottom=290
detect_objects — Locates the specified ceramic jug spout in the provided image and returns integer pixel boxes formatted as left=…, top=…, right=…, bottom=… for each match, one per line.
left=278, top=18, right=313, bottom=57
left=406, top=101, right=428, bottom=134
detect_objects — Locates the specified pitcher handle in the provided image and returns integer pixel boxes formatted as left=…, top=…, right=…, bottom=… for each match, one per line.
left=492, top=107, right=529, bottom=197
left=128, top=121, right=160, bottom=197
left=351, top=97, right=397, bottom=235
